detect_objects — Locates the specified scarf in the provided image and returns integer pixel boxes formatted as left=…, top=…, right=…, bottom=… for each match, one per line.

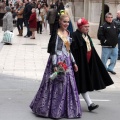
left=82, top=34, right=91, bottom=51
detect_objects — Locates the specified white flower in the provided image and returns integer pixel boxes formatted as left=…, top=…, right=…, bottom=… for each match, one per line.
left=78, top=18, right=82, bottom=24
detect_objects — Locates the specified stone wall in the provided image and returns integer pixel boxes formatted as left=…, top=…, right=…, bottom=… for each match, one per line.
left=73, top=0, right=84, bottom=21
left=73, top=0, right=120, bottom=22
left=72, top=0, right=120, bottom=38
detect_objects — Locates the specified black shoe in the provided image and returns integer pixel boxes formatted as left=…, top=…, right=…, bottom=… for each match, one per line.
left=9, top=43, right=12, bottom=45
left=107, top=70, right=116, bottom=74
left=118, top=57, right=120, bottom=60
left=88, top=103, right=99, bottom=111
left=24, top=35, right=29, bottom=38
left=30, top=37, right=35, bottom=39
left=4, top=43, right=12, bottom=45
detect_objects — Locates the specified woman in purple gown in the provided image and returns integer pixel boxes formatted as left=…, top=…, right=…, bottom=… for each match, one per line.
left=30, top=14, right=82, bottom=119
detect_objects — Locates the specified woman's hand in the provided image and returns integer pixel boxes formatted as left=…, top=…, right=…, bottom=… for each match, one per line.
left=74, top=64, right=78, bottom=72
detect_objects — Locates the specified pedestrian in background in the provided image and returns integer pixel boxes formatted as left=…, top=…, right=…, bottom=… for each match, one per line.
left=64, top=2, right=76, bottom=33
left=71, top=17, right=114, bottom=111
left=16, top=1, right=24, bottom=36
left=23, top=0, right=32, bottom=38
left=113, top=10, right=120, bottom=60
left=46, top=4, right=57, bottom=35
left=57, top=0, right=64, bottom=13
left=98, top=12, right=118, bottom=74
left=43, top=3, right=49, bottom=30
left=2, top=6, right=13, bottom=45
left=36, top=3, right=42, bottom=34
left=0, top=0, right=6, bottom=26
left=40, top=4, right=46, bottom=30
left=28, top=8, right=37, bottom=39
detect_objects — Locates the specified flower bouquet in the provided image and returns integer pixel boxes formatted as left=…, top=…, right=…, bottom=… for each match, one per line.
left=50, top=62, right=68, bottom=80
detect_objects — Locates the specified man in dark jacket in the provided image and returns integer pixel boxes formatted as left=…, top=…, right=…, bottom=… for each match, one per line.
left=113, top=10, right=120, bottom=60
left=23, top=0, right=32, bottom=37
left=46, top=4, right=57, bottom=35
left=71, top=17, right=114, bottom=111
left=98, top=12, right=118, bottom=74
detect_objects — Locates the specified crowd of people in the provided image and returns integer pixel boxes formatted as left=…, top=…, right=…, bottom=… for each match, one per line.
left=0, top=0, right=120, bottom=119
left=1, top=0, right=52, bottom=40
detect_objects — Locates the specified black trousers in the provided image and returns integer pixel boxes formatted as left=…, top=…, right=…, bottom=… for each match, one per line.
left=37, top=21, right=42, bottom=33
left=17, top=18, right=23, bottom=31
left=49, top=24, right=54, bottom=35
left=25, top=19, right=32, bottom=36
left=0, top=13, right=5, bottom=26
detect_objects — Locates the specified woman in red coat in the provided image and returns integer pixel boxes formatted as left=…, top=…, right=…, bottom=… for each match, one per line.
left=29, top=8, right=37, bottom=39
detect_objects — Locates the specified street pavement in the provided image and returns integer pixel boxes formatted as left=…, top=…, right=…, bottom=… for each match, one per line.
left=0, top=26, right=120, bottom=120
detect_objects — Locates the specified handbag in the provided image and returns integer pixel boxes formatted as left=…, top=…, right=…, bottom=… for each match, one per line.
left=2, top=30, right=14, bottom=43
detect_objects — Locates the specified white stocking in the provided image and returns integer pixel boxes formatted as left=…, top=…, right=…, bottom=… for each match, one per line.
left=81, top=92, right=92, bottom=106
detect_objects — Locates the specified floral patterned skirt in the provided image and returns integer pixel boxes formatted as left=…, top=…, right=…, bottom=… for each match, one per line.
left=30, top=54, right=82, bottom=119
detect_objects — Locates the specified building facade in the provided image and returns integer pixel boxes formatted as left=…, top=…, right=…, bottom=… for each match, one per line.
left=72, top=0, right=120, bottom=37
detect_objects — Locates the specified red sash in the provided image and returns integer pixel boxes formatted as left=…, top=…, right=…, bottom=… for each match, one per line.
left=87, top=50, right=92, bottom=63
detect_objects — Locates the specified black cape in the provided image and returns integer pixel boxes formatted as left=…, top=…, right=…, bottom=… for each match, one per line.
left=71, top=29, right=114, bottom=94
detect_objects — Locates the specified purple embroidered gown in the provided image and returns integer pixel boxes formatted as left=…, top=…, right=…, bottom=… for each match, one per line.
left=30, top=36, right=82, bottom=119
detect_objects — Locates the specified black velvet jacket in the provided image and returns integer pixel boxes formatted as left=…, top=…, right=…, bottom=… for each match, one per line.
left=71, top=29, right=114, bottom=93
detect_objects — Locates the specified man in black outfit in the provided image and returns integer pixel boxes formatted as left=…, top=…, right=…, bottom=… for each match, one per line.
left=23, top=0, right=32, bottom=38
left=98, top=12, right=118, bottom=74
left=71, top=18, right=114, bottom=111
